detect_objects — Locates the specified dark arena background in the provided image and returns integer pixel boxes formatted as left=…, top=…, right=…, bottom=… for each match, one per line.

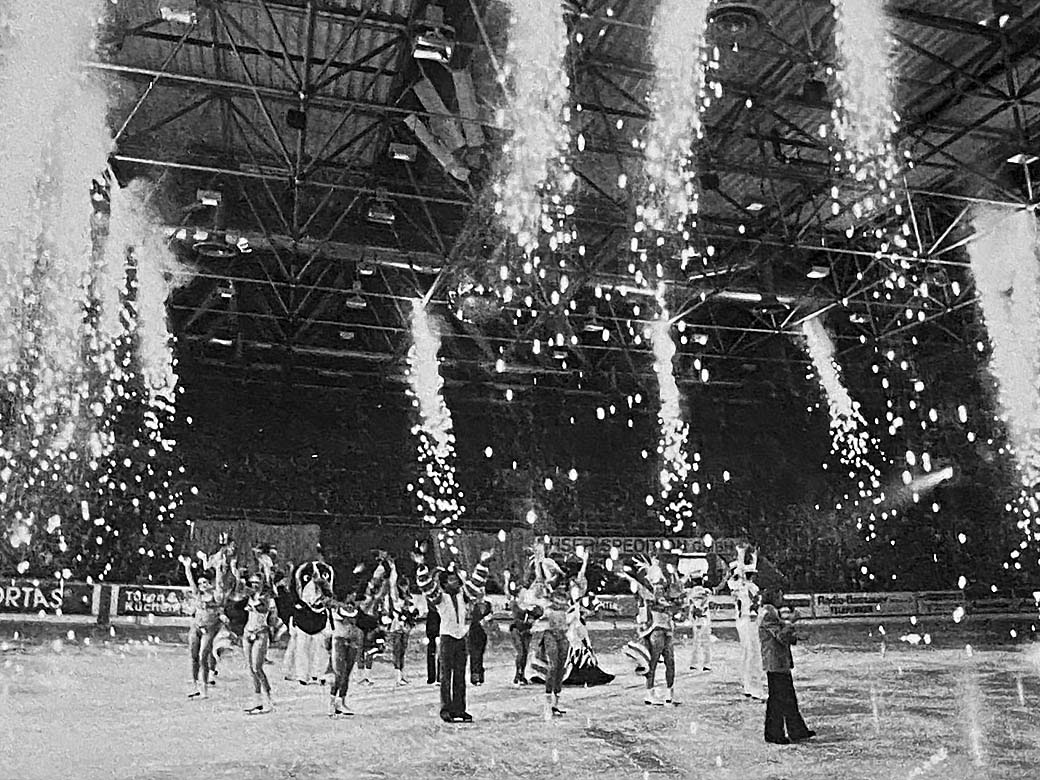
left=3, top=1, right=1040, bottom=778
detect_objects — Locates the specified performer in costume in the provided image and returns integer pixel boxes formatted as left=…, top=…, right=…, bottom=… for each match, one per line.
left=424, top=597, right=440, bottom=685
left=413, top=541, right=493, bottom=723
left=684, top=557, right=713, bottom=672
left=386, top=565, right=419, bottom=687
left=759, top=586, right=815, bottom=744
left=505, top=570, right=539, bottom=687
left=242, top=572, right=280, bottom=714
left=524, top=541, right=586, bottom=718
left=326, top=557, right=389, bottom=717
left=181, top=554, right=228, bottom=699
left=620, top=550, right=684, bottom=706
left=283, top=557, right=335, bottom=685
left=530, top=550, right=613, bottom=688
left=729, top=544, right=765, bottom=700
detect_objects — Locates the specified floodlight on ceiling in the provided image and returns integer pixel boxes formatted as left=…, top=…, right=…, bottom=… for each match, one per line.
left=745, top=201, right=765, bottom=212
left=1007, top=152, right=1038, bottom=165
left=412, top=5, right=455, bottom=64
left=197, top=189, right=221, bottom=207
left=218, top=281, right=235, bottom=300
left=388, top=142, right=418, bottom=162
left=358, top=260, right=377, bottom=276
left=344, top=280, right=367, bottom=311
left=849, top=312, right=868, bottom=324
left=160, top=2, right=198, bottom=25
left=690, top=332, right=710, bottom=346
left=552, top=348, right=569, bottom=360
left=806, top=265, right=830, bottom=279
left=706, top=1, right=767, bottom=44
left=366, top=190, right=396, bottom=226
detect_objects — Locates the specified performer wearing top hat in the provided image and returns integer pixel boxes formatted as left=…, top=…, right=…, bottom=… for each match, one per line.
left=413, top=542, right=493, bottom=723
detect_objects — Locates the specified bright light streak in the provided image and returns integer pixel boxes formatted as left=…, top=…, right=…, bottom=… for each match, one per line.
left=493, top=0, right=573, bottom=254
left=649, top=314, right=697, bottom=532
left=406, top=301, right=465, bottom=528
left=802, top=318, right=884, bottom=501
left=829, top=0, right=902, bottom=220
left=643, top=0, right=711, bottom=232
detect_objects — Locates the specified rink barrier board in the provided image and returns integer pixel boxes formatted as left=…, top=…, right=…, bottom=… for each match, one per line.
left=0, top=580, right=1034, bottom=626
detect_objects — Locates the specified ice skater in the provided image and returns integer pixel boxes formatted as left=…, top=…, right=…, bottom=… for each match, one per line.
left=181, top=554, right=228, bottom=699
left=326, top=554, right=390, bottom=717
left=386, top=563, right=419, bottom=687
left=685, top=560, right=713, bottom=672
left=505, top=570, right=540, bottom=687
left=620, top=550, right=684, bottom=706
left=242, top=572, right=279, bottom=714
left=729, top=545, right=764, bottom=700
left=413, top=542, right=493, bottom=723
left=759, top=586, right=815, bottom=744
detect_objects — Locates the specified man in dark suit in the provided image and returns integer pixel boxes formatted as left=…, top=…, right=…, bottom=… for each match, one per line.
left=758, top=587, right=816, bottom=745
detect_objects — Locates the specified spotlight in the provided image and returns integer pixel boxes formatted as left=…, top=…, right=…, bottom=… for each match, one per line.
left=1006, top=152, right=1038, bottom=165
left=412, top=5, right=455, bottom=64
left=218, top=281, right=235, bottom=300
left=552, top=348, right=569, bottom=360
left=690, top=332, right=710, bottom=346
left=807, top=265, right=830, bottom=279
left=745, top=201, right=765, bottom=212
left=582, top=305, right=604, bottom=332
left=849, top=312, right=868, bottom=324
left=366, top=190, right=396, bottom=226
left=358, top=260, right=377, bottom=276
left=344, top=280, right=367, bottom=311
left=388, top=142, right=418, bottom=162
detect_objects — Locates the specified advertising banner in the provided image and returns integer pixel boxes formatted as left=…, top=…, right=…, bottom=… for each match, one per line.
left=813, top=591, right=917, bottom=618
left=0, top=579, right=94, bottom=616
left=115, top=584, right=194, bottom=618
left=915, top=590, right=965, bottom=616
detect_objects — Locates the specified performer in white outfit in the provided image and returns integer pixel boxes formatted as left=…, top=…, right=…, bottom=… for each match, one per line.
left=728, top=545, right=764, bottom=700
left=685, top=561, right=713, bottom=672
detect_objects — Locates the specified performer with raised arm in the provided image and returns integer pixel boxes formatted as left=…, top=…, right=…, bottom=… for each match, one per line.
left=180, top=552, right=228, bottom=699
left=242, top=571, right=280, bottom=715
left=759, top=586, right=815, bottom=744
left=413, top=540, right=493, bottom=723
left=386, top=559, right=419, bottom=687
left=524, top=541, right=585, bottom=718
left=325, top=554, right=391, bottom=717
left=729, top=544, right=765, bottom=700
left=619, top=549, right=685, bottom=706
left=506, top=569, right=540, bottom=687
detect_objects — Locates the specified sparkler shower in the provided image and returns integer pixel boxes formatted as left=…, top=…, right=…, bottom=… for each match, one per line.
left=493, top=0, right=573, bottom=254
left=829, top=0, right=902, bottom=220
left=0, top=2, right=190, bottom=565
left=406, top=301, right=465, bottom=534
left=649, top=314, right=697, bottom=533
left=967, top=206, right=1040, bottom=488
left=642, top=0, right=711, bottom=233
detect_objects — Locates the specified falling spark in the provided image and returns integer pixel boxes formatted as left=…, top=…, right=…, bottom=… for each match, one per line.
left=493, top=0, right=573, bottom=253
left=406, top=301, right=465, bottom=528
left=642, top=0, right=711, bottom=232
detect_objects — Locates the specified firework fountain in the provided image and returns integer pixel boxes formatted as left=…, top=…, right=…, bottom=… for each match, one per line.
left=406, top=302, right=465, bottom=555
left=0, top=2, right=191, bottom=574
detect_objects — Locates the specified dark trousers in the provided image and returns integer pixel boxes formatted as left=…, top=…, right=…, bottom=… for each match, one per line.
left=645, top=628, right=675, bottom=688
left=427, top=635, right=439, bottom=683
left=541, top=629, right=569, bottom=695
left=467, top=625, right=487, bottom=684
left=330, top=638, right=359, bottom=699
left=390, top=630, right=408, bottom=671
left=765, top=671, right=811, bottom=742
left=439, top=635, right=468, bottom=717
left=510, top=628, right=531, bottom=680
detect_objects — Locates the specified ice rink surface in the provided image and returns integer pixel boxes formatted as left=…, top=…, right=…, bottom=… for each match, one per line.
left=3, top=621, right=1040, bottom=780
